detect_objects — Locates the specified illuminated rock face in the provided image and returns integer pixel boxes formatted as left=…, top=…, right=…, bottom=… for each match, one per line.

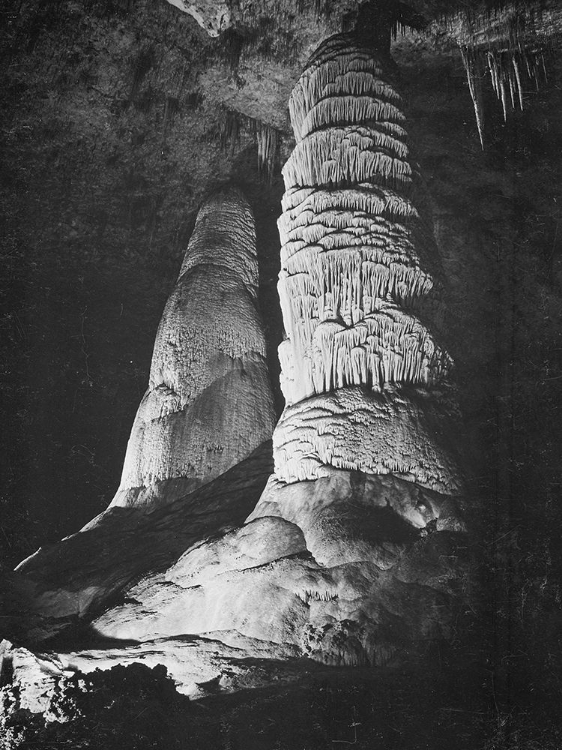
left=272, top=387, right=461, bottom=493
left=229, top=33, right=468, bottom=663
left=109, top=187, right=275, bottom=509
left=273, top=33, right=458, bottom=488
left=85, top=34, right=469, bottom=670
left=90, top=468, right=465, bottom=669
left=7, top=36, right=470, bottom=691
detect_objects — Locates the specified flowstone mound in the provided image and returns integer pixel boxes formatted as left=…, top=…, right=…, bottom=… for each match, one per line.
left=7, top=187, right=275, bottom=643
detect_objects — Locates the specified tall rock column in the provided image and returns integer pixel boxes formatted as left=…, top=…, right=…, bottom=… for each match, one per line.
left=9, top=34, right=470, bottom=680
left=7, top=188, right=276, bottom=638
left=85, top=34, right=471, bottom=671
left=237, top=32, right=470, bottom=662
left=110, top=187, right=276, bottom=509
left=270, top=32, right=461, bottom=493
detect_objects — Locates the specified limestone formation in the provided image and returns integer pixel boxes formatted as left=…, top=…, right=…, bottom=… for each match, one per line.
left=271, top=33, right=460, bottom=491
left=9, top=442, right=273, bottom=639
left=86, top=467, right=465, bottom=669
left=109, top=187, right=275, bottom=509
left=65, top=32, right=469, bottom=672
left=7, top=186, right=276, bottom=640
left=164, top=0, right=231, bottom=37
left=6, top=33, right=471, bottom=703
left=243, top=34, right=469, bottom=661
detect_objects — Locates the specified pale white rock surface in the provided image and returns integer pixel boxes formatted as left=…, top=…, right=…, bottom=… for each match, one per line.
left=87, top=468, right=467, bottom=668
left=272, top=386, right=462, bottom=493
left=79, top=32, right=464, bottom=671
left=109, top=187, right=275, bottom=509
left=5, top=35, right=472, bottom=709
left=274, top=33, right=462, bottom=497
left=11, top=441, right=273, bottom=639
left=0, top=637, right=321, bottom=717
left=164, top=0, right=231, bottom=37
left=0, top=641, right=66, bottom=716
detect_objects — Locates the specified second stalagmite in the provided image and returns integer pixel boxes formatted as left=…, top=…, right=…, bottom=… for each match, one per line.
left=110, top=187, right=276, bottom=509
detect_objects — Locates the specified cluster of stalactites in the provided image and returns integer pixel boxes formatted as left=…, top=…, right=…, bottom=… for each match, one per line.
left=461, top=42, right=548, bottom=147
left=219, top=107, right=280, bottom=183
left=451, top=1, right=552, bottom=147
left=277, top=34, right=448, bottom=407
left=445, top=2, right=555, bottom=52
left=487, top=46, right=547, bottom=117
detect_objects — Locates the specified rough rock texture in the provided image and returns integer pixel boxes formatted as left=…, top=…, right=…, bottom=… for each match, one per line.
left=271, top=386, right=462, bottom=492
left=87, top=467, right=466, bottom=668
left=3, top=2, right=562, bottom=746
left=109, top=187, right=275, bottom=509
left=10, top=441, right=272, bottom=642
left=0, top=635, right=321, bottom=715
left=249, top=31, right=469, bottom=658
left=165, top=0, right=231, bottom=37
left=165, top=0, right=361, bottom=41
left=49, top=32, right=470, bottom=675
left=2, top=34, right=474, bottom=714
left=273, top=33, right=459, bottom=487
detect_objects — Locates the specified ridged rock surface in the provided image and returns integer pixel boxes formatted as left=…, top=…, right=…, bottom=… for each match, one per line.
left=274, top=33, right=456, bottom=485
left=272, top=386, right=462, bottom=492
left=62, top=33, right=470, bottom=674
left=6, top=35, right=471, bottom=699
left=110, top=186, right=275, bottom=509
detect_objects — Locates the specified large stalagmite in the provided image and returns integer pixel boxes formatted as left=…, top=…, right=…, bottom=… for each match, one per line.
left=6, top=187, right=276, bottom=637
left=5, top=33, right=471, bottom=704
left=110, top=187, right=275, bottom=509
left=241, top=32, right=469, bottom=659
left=271, top=32, right=457, bottom=488
left=74, top=32, right=470, bottom=671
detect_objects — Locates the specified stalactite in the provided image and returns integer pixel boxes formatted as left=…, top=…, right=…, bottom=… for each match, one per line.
left=249, top=117, right=280, bottom=184
left=219, top=107, right=280, bottom=183
left=460, top=45, right=485, bottom=147
left=457, top=43, right=550, bottom=138
left=295, top=0, right=332, bottom=20
left=219, top=108, right=241, bottom=155
left=452, top=3, right=551, bottom=142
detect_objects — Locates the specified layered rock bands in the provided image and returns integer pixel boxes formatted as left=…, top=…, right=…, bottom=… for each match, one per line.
left=273, top=33, right=457, bottom=487
left=77, top=34, right=470, bottom=673
left=5, top=37, right=472, bottom=709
